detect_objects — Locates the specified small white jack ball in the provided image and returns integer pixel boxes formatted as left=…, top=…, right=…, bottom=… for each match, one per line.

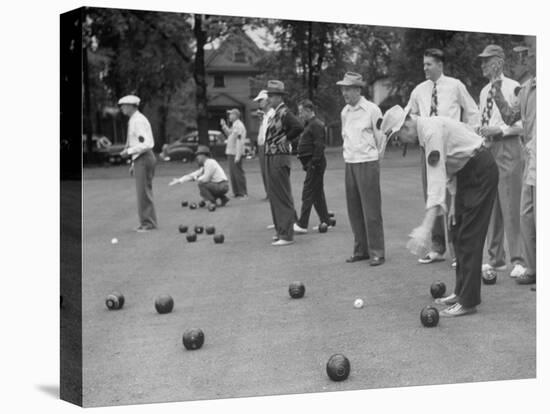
left=111, top=238, right=118, bottom=244
left=354, top=298, right=364, bottom=309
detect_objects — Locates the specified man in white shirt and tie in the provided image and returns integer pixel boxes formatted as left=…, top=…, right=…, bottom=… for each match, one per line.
left=118, top=95, right=158, bottom=232
left=407, top=48, right=479, bottom=266
left=477, top=45, right=524, bottom=282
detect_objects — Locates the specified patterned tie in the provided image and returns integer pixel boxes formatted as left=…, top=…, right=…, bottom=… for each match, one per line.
left=481, top=85, right=496, bottom=126
left=430, top=81, right=438, bottom=116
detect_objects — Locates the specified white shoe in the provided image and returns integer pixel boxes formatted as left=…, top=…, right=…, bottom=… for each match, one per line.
left=510, top=263, right=527, bottom=278
left=267, top=224, right=275, bottom=230
left=482, top=263, right=506, bottom=272
left=272, top=239, right=295, bottom=246
left=293, top=223, right=308, bottom=234
left=435, top=293, right=458, bottom=306
left=418, top=251, right=445, bottom=264
left=440, top=303, right=477, bottom=317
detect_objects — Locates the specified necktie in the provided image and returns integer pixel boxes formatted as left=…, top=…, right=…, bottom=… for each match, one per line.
left=430, top=81, right=438, bottom=116
left=481, top=86, right=496, bottom=126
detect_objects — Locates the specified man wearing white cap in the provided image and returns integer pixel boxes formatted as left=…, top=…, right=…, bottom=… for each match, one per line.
left=381, top=105, right=498, bottom=317
left=118, top=95, right=157, bottom=232
left=337, top=72, right=385, bottom=266
left=477, top=44, right=524, bottom=282
left=253, top=90, right=273, bottom=199
left=221, top=108, right=248, bottom=198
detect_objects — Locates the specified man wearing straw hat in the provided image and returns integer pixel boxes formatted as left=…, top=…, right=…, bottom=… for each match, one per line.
left=380, top=105, right=498, bottom=317
left=118, top=94, right=158, bottom=232
left=337, top=72, right=386, bottom=266
left=264, top=80, right=304, bottom=246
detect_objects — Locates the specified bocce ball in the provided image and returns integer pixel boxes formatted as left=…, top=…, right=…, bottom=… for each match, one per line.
left=198, top=200, right=206, bottom=208
left=189, top=203, right=197, bottom=210
left=289, top=281, right=305, bottom=299
left=430, top=281, right=446, bottom=299
left=105, top=292, right=125, bottom=310
left=178, top=224, right=188, bottom=233
left=205, top=225, right=216, bottom=235
left=181, top=201, right=189, bottom=207
left=354, top=298, right=364, bottom=309
left=328, top=217, right=336, bottom=227
left=186, top=233, right=197, bottom=242
left=154, top=295, right=174, bottom=314
left=111, top=238, right=118, bottom=244
left=194, top=225, right=204, bottom=234
left=328, top=211, right=335, bottom=218
left=213, top=234, right=225, bottom=244
left=182, top=328, right=205, bottom=350
left=482, top=269, right=497, bottom=285
left=318, top=223, right=328, bottom=233
left=326, top=354, right=351, bottom=382
left=420, top=306, right=439, bottom=327
left=208, top=204, right=217, bottom=212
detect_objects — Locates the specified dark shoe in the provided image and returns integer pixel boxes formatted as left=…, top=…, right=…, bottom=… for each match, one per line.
left=516, top=273, right=536, bottom=285
left=220, top=196, right=229, bottom=207
left=369, top=257, right=385, bottom=266
left=346, top=255, right=370, bottom=263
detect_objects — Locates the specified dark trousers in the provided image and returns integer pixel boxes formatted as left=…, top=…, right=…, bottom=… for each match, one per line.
left=421, top=147, right=449, bottom=254
left=297, top=155, right=330, bottom=228
left=227, top=155, right=247, bottom=197
left=198, top=181, right=229, bottom=204
left=345, top=161, right=385, bottom=258
left=451, top=149, right=499, bottom=308
left=134, top=150, right=157, bottom=228
left=266, top=154, right=296, bottom=241
left=258, top=144, right=268, bottom=197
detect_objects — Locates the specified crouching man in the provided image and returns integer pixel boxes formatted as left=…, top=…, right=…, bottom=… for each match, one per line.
left=169, top=145, right=230, bottom=208
left=381, top=105, right=499, bottom=317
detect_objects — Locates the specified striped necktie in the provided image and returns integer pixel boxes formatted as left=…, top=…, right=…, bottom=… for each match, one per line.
left=430, top=81, right=438, bottom=116
left=481, top=86, right=496, bottom=126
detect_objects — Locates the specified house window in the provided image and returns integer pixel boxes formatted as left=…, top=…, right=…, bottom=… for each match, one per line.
left=234, top=51, right=246, bottom=63
left=214, top=74, right=225, bottom=88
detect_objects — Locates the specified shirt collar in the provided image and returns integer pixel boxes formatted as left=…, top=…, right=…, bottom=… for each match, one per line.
left=432, top=73, right=446, bottom=85
left=346, top=96, right=370, bottom=113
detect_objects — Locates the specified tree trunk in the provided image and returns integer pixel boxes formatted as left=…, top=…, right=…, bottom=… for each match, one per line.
left=83, top=46, right=94, bottom=160
left=157, top=103, right=168, bottom=152
left=194, top=14, right=209, bottom=146
left=307, top=21, right=314, bottom=100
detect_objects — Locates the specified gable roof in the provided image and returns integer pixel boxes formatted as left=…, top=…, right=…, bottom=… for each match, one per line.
left=205, top=28, right=264, bottom=74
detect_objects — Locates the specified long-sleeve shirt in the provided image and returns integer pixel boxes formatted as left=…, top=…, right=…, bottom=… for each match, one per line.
left=408, top=74, right=479, bottom=127
left=297, top=116, right=325, bottom=163
left=126, top=110, right=154, bottom=161
left=188, top=158, right=228, bottom=183
left=265, top=103, right=304, bottom=155
left=479, top=74, right=523, bottom=136
left=223, top=119, right=246, bottom=156
left=417, top=117, right=485, bottom=211
left=257, top=108, right=275, bottom=146
left=341, top=96, right=384, bottom=163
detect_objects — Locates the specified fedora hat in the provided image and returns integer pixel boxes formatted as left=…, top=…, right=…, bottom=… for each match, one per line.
left=336, top=72, right=366, bottom=87
left=478, top=44, right=505, bottom=59
left=266, top=80, right=288, bottom=95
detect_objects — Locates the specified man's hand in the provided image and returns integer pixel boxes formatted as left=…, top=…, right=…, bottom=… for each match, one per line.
left=220, top=119, right=227, bottom=128
left=234, top=155, right=241, bottom=164
left=448, top=204, right=456, bottom=228
left=169, top=177, right=182, bottom=186
left=406, top=225, right=432, bottom=257
left=479, top=126, right=502, bottom=138
left=120, top=148, right=129, bottom=158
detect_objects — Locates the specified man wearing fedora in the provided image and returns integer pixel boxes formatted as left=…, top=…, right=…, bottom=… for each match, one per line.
left=264, top=80, right=304, bottom=246
left=169, top=145, right=230, bottom=208
left=118, top=95, right=158, bottom=232
left=337, top=72, right=385, bottom=266
left=380, top=105, right=498, bottom=317
left=407, top=48, right=479, bottom=267
left=221, top=108, right=248, bottom=199
left=492, top=40, right=536, bottom=287
left=477, top=44, right=524, bottom=282
left=253, top=89, right=274, bottom=199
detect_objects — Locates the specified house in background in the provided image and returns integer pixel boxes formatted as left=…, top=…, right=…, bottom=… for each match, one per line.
left=205, top=28, right=265, bottom=139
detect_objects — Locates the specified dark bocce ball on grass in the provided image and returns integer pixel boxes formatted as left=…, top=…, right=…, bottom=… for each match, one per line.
left=420, top=306, right=440, bottom=327
left=182, top=328, right=205, bottom=350
left=155, top=295, right=174, bottom=314
left=208, top=203, right=217, bottom=212
left=205, top=225, right=216, bottom=235
left=199, top=200, right=206, bottom=208
left=194, top=225, right=204, bottom=234
left=430, top=281, right=446, bottom=299
left=178, top=224, right=188, bottom=233
left=328, top=217, right=336, bottom=227
left=213, top=234, right=225, bottom=244
left=289, top=281, right=305, bottom=298
left=189, top=203, right=198, bottom=210
left=105, top=292, right=125, bottom=310
left=318, top=223, right=328, bottom=233
left=181, top=201, right=189, bottom=208
left=186, top=233, right=197, bottom=243
left=326, top=354, right=351, bottom=382
left=482, top=269, right=497, bottom=285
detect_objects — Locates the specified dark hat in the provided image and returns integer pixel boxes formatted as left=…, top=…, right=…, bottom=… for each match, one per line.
left=478, top=44, right=505, bottom=59
left=195, top=145, right=211, bottom=156
left=266, top=80, right=288, bottom=95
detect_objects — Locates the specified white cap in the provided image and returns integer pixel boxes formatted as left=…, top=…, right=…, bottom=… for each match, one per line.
left=253, top=90, right=268, bottom=102
left=118, top=95, right=141, bottom=106
left=380, top=105, right=411, bottom=138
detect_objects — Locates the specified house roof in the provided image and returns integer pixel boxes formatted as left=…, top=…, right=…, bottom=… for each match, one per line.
left=205, top=28, right=264, bottom=74
left=208, top=92, right=247, bottom=108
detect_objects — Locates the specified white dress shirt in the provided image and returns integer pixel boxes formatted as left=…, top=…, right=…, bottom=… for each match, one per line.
left=189, top=158, right=228, bottom=183
left=479, top=74, right=523, bottom=136
left=341, top=97, right=384, bottom=163
left=408, top=74, right=479, bottom=127
left=126, top=110, right=154, bottom=160
left=257, top=108, right=275, bottom=146
left=417, top=117, right=485, bottom=211
left=224, top=119, right=247, bottom=156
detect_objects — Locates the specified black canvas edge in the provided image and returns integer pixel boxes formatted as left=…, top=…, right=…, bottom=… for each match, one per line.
left=60, top=7, right=84, bottom=407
